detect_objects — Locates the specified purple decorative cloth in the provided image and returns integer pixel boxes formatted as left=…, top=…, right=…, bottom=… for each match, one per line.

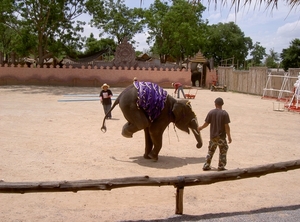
left=133, top=81, right=168, bottom=122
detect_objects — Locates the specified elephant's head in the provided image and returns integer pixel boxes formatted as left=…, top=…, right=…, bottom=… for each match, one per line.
left=172, top=100, right=203, bottom=148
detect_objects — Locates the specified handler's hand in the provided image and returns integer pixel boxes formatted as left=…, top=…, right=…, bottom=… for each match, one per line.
left=228, top=136, right=232, bottom=144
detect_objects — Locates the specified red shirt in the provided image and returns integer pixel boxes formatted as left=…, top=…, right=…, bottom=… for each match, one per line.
left=173, top=82, right=182, bottom=92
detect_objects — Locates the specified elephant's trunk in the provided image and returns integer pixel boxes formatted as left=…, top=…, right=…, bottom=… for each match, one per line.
left=190, top=118, right=203, bottom=148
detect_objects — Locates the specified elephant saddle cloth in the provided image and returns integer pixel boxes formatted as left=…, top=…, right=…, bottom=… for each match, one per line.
left=133, top=81, right=168, bottom=122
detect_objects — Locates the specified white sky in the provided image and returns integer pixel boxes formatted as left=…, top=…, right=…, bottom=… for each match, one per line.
left=81, top=0, right=300, bottom=55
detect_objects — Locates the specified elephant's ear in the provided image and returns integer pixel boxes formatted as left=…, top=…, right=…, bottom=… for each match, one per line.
left=172, top=102, right=183, bottom=120
left=172, top=101, right=190, bottom=134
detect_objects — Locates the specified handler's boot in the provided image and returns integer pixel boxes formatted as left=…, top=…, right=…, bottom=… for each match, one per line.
left=218, top=166, right=227, bottom=171
left=202, top=163, right=211, bottom=171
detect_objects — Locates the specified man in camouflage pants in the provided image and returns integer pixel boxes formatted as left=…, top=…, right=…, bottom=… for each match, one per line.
left=198, top=97, right=232, bottom=171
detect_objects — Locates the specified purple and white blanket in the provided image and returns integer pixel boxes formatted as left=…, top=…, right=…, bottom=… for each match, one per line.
left=133, top=81, right=168, bottom=122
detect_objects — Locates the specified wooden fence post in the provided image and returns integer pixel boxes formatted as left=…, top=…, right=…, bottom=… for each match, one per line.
left=175, top=176, right=185, bottom=214
left=175, top=187, right=184, bottom=214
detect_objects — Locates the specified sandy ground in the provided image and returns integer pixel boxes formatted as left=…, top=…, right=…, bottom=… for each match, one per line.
left=0, top=85, right=300, bottom=222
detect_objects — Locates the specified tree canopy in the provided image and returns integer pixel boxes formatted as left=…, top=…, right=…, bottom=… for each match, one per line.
left=0, top=0, right=299, bottom=70
left=250, top=42, right=267, bottom=66
left=0, top=0, right=86, bottom=65
left=145, top=0, right=207, bottom=63
left=265, top=48, right=280, bottom=68
left=202, top=22, right=253, bottom=68
left=86, top=0, right=145, bottom=45
left=84, top=33, right=116, bottom=56
left=281, top=38, right=300, bottom=71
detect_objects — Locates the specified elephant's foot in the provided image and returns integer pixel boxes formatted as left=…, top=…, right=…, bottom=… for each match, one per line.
left=122, top=122, right=140, bottom=138
left=143, top=154, right=151, bottom=159
left=122, top=130, right=133, bottom=138
left=148, top=152, right=158, bottom=162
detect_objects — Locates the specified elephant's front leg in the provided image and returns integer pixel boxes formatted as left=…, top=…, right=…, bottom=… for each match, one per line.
left=143, top=128, right=153, bottom=159
left=122, top=122, right=140, bottom=138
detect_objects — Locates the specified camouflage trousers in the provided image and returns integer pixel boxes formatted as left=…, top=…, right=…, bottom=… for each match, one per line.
left=204, top=136, right=229, bottom=168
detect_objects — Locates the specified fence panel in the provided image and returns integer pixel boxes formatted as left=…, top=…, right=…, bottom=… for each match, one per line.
left=218, top=67, right=270, bottom=95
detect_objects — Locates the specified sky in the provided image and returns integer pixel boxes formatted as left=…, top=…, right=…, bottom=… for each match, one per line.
left=81, top=0, right=300, bottom=56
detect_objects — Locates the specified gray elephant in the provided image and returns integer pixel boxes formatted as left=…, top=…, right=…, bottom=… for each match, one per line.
left=101, top=81, right=203, bottom=161
left=190, top=60, right=211, bottom=87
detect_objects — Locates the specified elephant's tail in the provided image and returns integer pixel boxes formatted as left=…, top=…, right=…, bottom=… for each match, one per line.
left=101, top=95, right=120, bottom=133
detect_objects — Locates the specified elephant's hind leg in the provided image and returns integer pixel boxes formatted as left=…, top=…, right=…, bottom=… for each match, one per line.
left=147, top=133, right=163, bottom=162
left=147, top=121, right=169, bottom=162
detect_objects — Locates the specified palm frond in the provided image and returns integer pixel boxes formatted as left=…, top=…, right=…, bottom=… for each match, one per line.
left=138, top=0, right=299, bottom=12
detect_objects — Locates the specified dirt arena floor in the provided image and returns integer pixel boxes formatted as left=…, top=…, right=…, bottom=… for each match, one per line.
left=0, top=85, right=300, bottom=222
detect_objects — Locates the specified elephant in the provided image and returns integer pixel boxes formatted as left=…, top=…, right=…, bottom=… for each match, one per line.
left=101, top=81, right=203, bottom=161
left=190, top=60, right=211, bottom=87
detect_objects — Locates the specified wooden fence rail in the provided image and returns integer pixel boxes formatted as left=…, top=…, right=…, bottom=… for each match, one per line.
left=1, top=159, right=300, bottom=214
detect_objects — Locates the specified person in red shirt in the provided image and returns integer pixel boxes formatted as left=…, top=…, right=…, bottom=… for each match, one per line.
left=172, top=82, right=186, bottom=99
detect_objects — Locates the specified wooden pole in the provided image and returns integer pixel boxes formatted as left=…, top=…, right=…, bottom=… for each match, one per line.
left=0, top=159, right=300, bottom=194
left=1, top=159, right=300, bottom=215
left=175, top=187, right=184, bottom=214
left=175, top=176, right=185, bottom=214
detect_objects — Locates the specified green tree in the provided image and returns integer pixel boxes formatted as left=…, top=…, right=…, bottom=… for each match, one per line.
left=144, top=0, right=169, bottom=62
left=265, top=48, right=280, bottom=68
left=281, top=38, right=300, bottom=71
left=0, top=0, right=15, bottom=25
left=0, top=0, right=86, bottom=66
left=12, top=27, right=37, bottom=58
left=84, top=33, right=117, bottom=55
left=145, top=0, right=207, bottom=63
left=0, top=0, right=19, bottom=61
left=250, top=42, right=267, bottom=66
left=203, top=22, right=252, bottom=68
left=0, top=25, right=14, bottom=62
left=87, top=0, right=145, bottom=45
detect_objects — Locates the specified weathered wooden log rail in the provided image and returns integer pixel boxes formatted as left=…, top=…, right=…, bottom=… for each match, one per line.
left=1, top=159, right=300, bottom=214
